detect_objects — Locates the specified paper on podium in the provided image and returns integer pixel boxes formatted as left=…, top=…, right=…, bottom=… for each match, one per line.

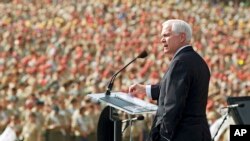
left=88, top=92, right=158, bottom=115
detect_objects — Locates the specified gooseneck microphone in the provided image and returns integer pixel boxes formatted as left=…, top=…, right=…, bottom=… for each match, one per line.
left=105, top=50, right=148, bottom=96
left=122, top=115, right=144, bottom=133
left=212, top=103, right=245, bottom=141
left=221, top=103, right=245, bottom=109
left=122, top=115, right=145, bottom=123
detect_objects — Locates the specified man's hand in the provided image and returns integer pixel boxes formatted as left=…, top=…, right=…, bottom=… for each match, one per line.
left=129, top=84, right=146, bottom=97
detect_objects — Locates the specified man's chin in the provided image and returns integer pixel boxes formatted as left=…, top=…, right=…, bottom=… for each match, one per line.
left=163, top=48, right=169, bottom=54
left=163, top=49, right=173, bottom=56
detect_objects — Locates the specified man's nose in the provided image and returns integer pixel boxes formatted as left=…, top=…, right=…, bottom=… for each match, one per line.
left=161, top=38, right=165, bottom=43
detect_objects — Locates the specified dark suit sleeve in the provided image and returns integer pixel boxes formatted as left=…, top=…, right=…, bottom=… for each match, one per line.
left=159, top=60, right=191, bottom=140
left=151, top=84, right=160, bottom=100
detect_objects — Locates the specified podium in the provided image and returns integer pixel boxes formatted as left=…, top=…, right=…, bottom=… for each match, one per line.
left=88, top=92, right=158, bottom=141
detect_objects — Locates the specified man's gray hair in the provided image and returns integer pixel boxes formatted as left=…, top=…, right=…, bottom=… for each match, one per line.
left=162, top=19, right=192, bottom=42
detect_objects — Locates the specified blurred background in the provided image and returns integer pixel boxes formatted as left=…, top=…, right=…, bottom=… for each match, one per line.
left=0, top=0, right=249, bottom=141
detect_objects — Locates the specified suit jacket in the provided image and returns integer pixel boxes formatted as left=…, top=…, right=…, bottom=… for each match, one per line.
left=148, top=46, right=211, bottom=141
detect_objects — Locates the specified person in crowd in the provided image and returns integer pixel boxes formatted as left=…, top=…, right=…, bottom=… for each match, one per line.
left=20, top=112, right=42, bottom=141
left=44, top=105, right=66, bottom=141
left=0, top=104, right=9, bottom=133
left=71, top=106, right=94, bottom=141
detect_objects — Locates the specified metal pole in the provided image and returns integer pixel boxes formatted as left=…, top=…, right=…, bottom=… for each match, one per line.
left=129, top=114, right=133, bottom=141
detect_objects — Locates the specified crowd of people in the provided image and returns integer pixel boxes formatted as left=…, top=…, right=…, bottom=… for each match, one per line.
left=0, top=0, right=249, bottom=141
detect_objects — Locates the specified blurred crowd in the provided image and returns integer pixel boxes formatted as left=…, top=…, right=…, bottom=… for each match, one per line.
left=0, top=0, right=249, bottom=141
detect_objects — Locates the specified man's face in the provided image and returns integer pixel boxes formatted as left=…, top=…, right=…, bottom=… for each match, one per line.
left=161, top=25, right=182, bottom=56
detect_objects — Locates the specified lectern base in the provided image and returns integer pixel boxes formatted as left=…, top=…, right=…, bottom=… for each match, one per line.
left=97, top=106, right=122, bottom=141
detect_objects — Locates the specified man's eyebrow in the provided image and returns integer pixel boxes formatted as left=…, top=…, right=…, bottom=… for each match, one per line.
left=162, top=33, right=170, bottom=36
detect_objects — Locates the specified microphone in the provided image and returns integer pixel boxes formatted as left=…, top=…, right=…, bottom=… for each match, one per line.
left=105, top=50, right=148, bottom=96
left=221, top=103, right=245, bottom=109
left=122, top=115, right=145, bottom=123
left=122, top=115, right=144, bottom=133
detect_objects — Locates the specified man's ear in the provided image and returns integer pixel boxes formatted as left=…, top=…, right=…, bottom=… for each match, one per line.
left=180, top=33, right=186, bottom=43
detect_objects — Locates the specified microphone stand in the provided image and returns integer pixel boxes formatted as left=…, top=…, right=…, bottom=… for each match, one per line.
left=129, top=114, right=133, bottom=141
left=212, top=108, right=231, bottom=141
left=105, top=57, right=139, bottom=96
left=105, top=50, right=147, bottom=96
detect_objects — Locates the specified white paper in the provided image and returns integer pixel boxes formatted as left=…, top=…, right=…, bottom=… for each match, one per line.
left=0, top=126, right=17, bottom=141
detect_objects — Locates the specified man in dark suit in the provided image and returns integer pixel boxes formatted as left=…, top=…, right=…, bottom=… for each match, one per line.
left=129, top=19, right=211, bottom=141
